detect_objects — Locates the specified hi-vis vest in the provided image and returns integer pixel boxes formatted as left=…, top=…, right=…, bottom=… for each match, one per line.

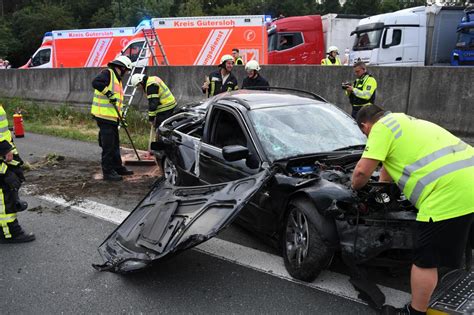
left=349, top=73, right=377, bottom=107
left=0, top=106, right=12, bottom=143
left=146, top=76, right=176, bottom=115
left=0, top=105, right=20, bottom=162
left=91, top=69, right=123, bottom=121
left=321, top=57, right=341, bottom=65
left=362, top=113, right=474, bottom=222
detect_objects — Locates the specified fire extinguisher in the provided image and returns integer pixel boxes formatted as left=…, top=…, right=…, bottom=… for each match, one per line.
left=13, top=112, right=25, bottom=138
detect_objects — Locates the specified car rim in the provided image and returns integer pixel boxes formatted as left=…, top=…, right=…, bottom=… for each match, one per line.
left=285, top=208, right=309, bottom=267
left=163, top=158, right=177, bottom=185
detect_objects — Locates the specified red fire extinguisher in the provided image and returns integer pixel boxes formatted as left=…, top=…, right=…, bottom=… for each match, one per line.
left=13, top=113, right=25, bottom=138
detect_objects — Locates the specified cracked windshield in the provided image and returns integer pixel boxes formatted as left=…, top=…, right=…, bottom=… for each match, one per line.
left=249, top=104, right=366, bottom=161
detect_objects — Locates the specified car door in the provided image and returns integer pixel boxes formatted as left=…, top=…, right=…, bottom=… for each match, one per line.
left=379, top=28, right=404, bottom=65
left=198, top=106, right=260, bottom=184
left=197, top=106, right=278, bottom=236
left=29, top=48, right=52, bottom=68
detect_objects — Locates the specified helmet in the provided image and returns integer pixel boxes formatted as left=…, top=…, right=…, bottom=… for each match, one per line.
left=220, top=54, right=234, bottom=65
left=245, top=60, right=261, bottom=72
left=131, top=74, right=146, bottom=87
left=108, top=55, right=132, bottom=70
left=327, top=46, right=339, bottom=54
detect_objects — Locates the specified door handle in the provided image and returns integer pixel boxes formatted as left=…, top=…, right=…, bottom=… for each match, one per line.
left=290, top=58, right=296, bottom=62
left=201, top=152, right=212, bottom=159
left=396, top=57, right=402, bottom=61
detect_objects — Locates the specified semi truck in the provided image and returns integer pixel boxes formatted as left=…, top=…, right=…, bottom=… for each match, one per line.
left=21, top=27, right=135, bottom=69
left=451, top=7, right=474, bottom=66
left=349, top=5, right=464, bottom=66
left=267, top=14, right=363, bottom=64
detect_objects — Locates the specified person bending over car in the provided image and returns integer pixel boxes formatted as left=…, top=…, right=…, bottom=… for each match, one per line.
left=351, top=105, right=474, bottom=315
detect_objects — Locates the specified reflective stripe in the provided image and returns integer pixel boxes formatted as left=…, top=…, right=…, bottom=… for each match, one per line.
left=409, top=156, right=474, bottom=206
left=0, top=214, right=16, bottom=221
left=0, top=115, right=6, bottom=121
left=0, top=188, right=5, bottom=215
left=398, top=141, right=469, bottom=192
left=381, top=115, right=403, bottom=139
left=0, top=126, right=8, bottom=133
left=0, top=163, right=7, bottom=174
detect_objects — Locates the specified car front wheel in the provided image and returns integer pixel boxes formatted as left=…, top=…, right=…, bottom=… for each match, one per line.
left=162, top=156, right=180, bottom=185
left=283, top=198, right=334, bottom=282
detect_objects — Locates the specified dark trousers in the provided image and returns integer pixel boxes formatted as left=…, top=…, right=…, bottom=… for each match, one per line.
left=97, top=121, right=123, bottom=174
left=0, top=187, right=23, bottom=239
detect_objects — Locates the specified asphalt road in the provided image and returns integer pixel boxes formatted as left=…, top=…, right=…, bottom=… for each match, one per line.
left=5, top=132, right=470, bottom=314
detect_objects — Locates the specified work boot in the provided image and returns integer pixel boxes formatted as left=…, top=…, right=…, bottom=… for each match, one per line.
left=115, top=167, right=134, bottom=176
left=0, top=231, right=36, bottom=244
left=103, top=170, right=123, bottom=181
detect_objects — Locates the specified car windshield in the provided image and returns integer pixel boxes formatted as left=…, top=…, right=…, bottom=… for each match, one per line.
left=248, top=103, right=366, bottom=161
left=352, top=29, right=382, bottom=50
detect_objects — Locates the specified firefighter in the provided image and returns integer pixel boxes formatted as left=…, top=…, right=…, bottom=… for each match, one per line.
left=130, top=73, right=177, bottom=130
left=321, top=46, right=341, bottom=65
left=351, top=105, right=474, bottom=315
left=241, top=60, right=269, bottom=90
left=202, top=55, right=239, bottom=97
left=232, top=48, right=244, bottom=65
left=91, top=56, right=134, bottom=181
left=343, top=61, right=377, bottom=119
left=0, top=140, right=33, bottom=244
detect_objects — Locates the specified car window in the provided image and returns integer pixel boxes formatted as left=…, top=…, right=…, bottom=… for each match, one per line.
left=122, top=41, right=143, bottom=62
left=352, top=29, right=382, bottom=50
left=277, top=33, right=303, bottom=51
left=32, top=48, right=51, bottom=66
left=248, top=103, right=366, bottom=161
left=209, top=109, right=247, bottom=148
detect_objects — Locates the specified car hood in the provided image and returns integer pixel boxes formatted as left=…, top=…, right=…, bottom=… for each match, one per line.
left=93, top=169, right=272, bottom=273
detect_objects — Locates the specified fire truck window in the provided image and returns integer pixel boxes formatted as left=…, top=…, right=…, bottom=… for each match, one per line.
left=277, top=33, right=303, bottom=51
left=31, top=49, right=51, bottom=66
left=122, top=41, right=144, bottom=62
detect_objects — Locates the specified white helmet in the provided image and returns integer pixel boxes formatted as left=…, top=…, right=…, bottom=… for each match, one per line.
left=245, top=60, right=261, bottom=72
left=131, top=74, right=146, bottom=87
left=220, top=54, right=234, bottom=65
left=108, top=55, right=132, bottom=70
left=327, top=46, right=339, bottom=54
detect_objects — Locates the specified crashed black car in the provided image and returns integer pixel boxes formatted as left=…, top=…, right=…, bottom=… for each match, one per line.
left=96, top=89, right=417, bottom=287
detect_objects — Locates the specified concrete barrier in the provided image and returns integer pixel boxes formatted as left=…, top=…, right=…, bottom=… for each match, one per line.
left=0, top=65, right=472, bottom=137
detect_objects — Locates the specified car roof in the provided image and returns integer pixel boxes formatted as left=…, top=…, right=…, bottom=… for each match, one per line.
left=216, top=90, right=327, bottom=110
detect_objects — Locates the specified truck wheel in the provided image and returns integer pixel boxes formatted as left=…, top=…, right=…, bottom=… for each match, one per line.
left=283, top=198, right=334, bottom=282
left=162, top=156, right=181, bottom=185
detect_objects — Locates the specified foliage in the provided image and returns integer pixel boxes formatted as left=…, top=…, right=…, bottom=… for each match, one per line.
left=1, top=98, right=150, bottom=150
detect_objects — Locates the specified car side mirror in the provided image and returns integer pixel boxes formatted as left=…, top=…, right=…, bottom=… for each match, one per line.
left=222, top=145, right=249, bottom=162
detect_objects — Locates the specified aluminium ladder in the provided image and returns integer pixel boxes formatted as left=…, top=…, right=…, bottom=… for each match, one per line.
left=122, top=27, right=169, bottom=119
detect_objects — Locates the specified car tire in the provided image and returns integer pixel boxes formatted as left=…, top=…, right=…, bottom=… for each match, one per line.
left=161, top=156, right=181, bottom=185
left=283, top=198, right=334, bottom=282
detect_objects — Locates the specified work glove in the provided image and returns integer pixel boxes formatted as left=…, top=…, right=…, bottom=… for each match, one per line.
left=105, top=91, right=118, bottom=105
left=4, top=170, right=21, bottom=190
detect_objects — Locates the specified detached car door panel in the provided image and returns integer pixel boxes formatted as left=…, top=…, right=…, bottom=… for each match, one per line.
left=94, top=170, right=272, bottom=273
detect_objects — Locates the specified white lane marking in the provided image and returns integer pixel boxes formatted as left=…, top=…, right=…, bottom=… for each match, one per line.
left=35, top=194, right=410, bottom=307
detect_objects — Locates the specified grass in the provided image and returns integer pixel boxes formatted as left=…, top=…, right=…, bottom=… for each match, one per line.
left=0, top=98, right=150, bottom=150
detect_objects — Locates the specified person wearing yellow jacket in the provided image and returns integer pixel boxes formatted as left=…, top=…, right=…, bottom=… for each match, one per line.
left=0, top=140, right=33, bottom=243
left=91, top=56, right=133, bottom=181
left=321, top=46, right=341, bottom=66
left=130, top=73, right=177, bottom=129
left=343, top=61, right=377, bottom=119
left=351, top=105, right=474, bottom=315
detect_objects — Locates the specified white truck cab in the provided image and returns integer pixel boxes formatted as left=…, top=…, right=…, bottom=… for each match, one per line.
left=350, top=6, right=427, bottom=66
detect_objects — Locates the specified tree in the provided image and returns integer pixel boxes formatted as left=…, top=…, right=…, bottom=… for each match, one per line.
left=319, top=0, right=342, bottom=14
left=380, top=0, right=401, bottom=13
left=342, top=0, right=380, bottom=15
left=10, top=2, right=76, bottom=66
left=111, top=0, right=173, bottom=26
left=0, top=20, right=21, bottom=61
left=178, top=0, right=205, bottom=16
